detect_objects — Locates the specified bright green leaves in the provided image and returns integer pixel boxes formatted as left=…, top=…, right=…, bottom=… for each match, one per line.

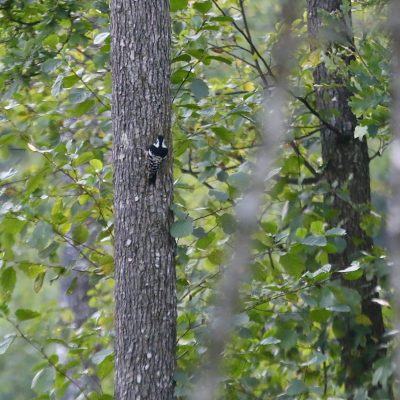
left=279, top=251, right=305, bottom=278
left=0, top=0, right=113, bottom=398
left=171, top=0, right=188, bottom=12
left=90, top=159, right=103, bottom=171
left=92, top=349, right=114, bottom=379
left=211, top=126, right=232, bottom=143
left=33, top=272, right=46, bottom=293
left=193, top=1, right=212, bottom=13
left=15, top=309, right=41, bottom=321
left=1, top=268, right=16, bottom=294
left=72, top=225, right=89, bottom=245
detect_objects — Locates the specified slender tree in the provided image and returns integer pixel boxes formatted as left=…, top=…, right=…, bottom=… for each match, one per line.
left=388, top=0, right=400, bottom=386
left=307, top=0, right=385, bottom=394
left=111, top=1, right=176, bottom=399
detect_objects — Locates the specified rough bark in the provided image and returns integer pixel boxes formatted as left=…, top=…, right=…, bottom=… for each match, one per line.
left=307, top=0, right=385, bottom=394
left=111, top=1, right=176, bottom=399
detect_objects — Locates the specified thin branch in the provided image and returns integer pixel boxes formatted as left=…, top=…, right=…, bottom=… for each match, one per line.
left=62, top=57, right=107, bottom=108
left=5, top=317, right=90, bottom=400
left=289, top=140, right=320, bottom=177
left=211, top=0, right=343, bottom=136
left=180, top=168, right=214, bottom=189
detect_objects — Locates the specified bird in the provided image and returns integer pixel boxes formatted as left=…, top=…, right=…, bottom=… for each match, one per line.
left=148, top=135, right=168, bottom=185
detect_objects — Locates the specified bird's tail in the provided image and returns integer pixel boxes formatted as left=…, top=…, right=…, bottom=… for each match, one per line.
left=149, top=173, right=157, bottom=185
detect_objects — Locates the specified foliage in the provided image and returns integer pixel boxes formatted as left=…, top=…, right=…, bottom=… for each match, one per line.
left=0, top=0, right=396, bottom=399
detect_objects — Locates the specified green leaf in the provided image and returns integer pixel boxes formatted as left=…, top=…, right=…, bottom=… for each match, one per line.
left=0, top=335, right=16, bottom=355
left=301, top=235, right=327, bottom=247
left=338, top=261, right=364, bottom=280
left=31, top=368, right=55, bottom=393
left=39, top=242, right=59, bottom=259
left=94, top=32, right=110, bottom=45
left=210, top=16, right=234, bottom=22
left=43, top=34, right=59, bottom=49
left=72, top=225, right=89, bottom=244
left=33, top=272, right=46, bottom=293
left=208, top=249, right=224, bottom=264
left=326, top=304, right=351, bottom=312
left=211, top=126, right=231, bottom=142
left=193, top=1, right=212, bottom=13
left=90, top=159, right=103, bottom=170
left=310, top=221, right=324, bottom=235
left=171, top=218, right=193, bottom=238
left=98, top=355, right=114, bottom=379
left=219, top=213, right=237, bottom=234
left=228, top=172, right=250, bottom=191
left=68, top=89, right=90, bottom=104
left=310, top=309, right=331, bottom=323
left=171, top=0, right=188, bottom=11
left=92, top=349, right=113, bottom=365
left=280, top=252, right=305, bottom=278
left=51, top=74, right=63, bottom=96
left=172, top=54, right=191, bottom=63
left=196, top=232, right=216, bottom=249
left=209, top=189, right=229, bottom=202
left=15, top=309, right=41, bottom=321
left=304, top=264, right=331, bottom=283
left=286, top=379, right=308, bottom=396
left=260, top=337, right=281, bottom=345
left=66, top=277, right=78, bottom=295
left=326, top=227, right=346, bottom=236
left=338, top=262, right=361, bottom=273
left=190, top=79, right=209, bottom=99
left=41, top=59, right=62, bottom=74
left=1, top=268, right=16, bottom=293
left=71, top=98, right=96, bottom=116
left=29, top=222, right=53, bottom=250
left=73, top=151, right=94, bottom=166
left=63, top=74, right=80, bottom=88
left=301, top=352, right=327, bottom=366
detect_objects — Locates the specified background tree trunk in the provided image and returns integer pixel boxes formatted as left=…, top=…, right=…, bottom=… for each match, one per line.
left=388, top=0, right=400, bottom=389
left=307, top=0, right=385, bottom=394
left=111, top=1, right=176, bottom=399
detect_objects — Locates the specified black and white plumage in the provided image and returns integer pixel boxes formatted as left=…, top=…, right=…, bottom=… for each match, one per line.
left=148, top=135, right=168, bottom=185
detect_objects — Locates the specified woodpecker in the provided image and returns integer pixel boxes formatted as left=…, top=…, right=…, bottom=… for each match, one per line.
left=148, top=135, right=168, bottom=185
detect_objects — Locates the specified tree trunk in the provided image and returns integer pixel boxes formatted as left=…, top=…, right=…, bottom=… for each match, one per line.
left=111, top=1, right=176, bottom=399
left=388, top=0, right=400, bottom=388
left=307, top=0, right=385, bottom=394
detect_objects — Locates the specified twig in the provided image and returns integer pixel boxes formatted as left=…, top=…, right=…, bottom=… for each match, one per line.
left=289, top=140, right=320, bottom=177
left=5, top=317, right=90, bottom=400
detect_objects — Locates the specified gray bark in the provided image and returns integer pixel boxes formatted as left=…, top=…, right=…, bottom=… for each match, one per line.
left=307, top=0, right=385, bottom=394
left=111, top=1, right=176, bottom=399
